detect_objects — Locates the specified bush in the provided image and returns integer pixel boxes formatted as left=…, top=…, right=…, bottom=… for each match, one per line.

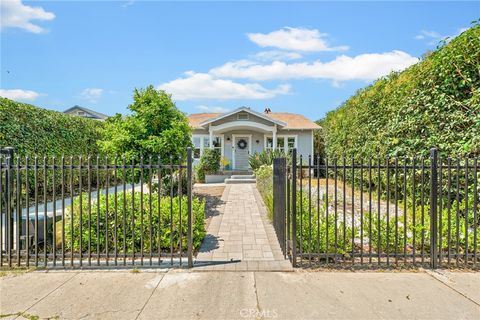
left=195, top=149, right=220, bottom=182
left=255, top=165, right=274, bottom=217
left=63, top=192, right=206, bottom=253
left=255, top=164, right=352, bottom=253
left=249, top=149, right=289, bottom=171
left=0, top=97, right=103, bottom=156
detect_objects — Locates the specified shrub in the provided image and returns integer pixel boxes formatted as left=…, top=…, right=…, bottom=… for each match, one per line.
left=249, top=149, right=289, bottom=171
left=195, top=149, right=220, bottom=182
left=255, top=165, right=274, bottom=218
left=63, top=192, right=206, bottom=253
left=0, top=97, right=103, bottom=156
left=255, top=164, right=352, bottom=254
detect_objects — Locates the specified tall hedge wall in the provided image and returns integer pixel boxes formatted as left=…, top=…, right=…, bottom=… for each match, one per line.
left=0, top=97, right=103, bottom=156
left=320, top=24, right=480, bottom=159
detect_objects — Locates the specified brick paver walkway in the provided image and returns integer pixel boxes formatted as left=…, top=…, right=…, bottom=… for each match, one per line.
left=195, top=184, right=292, bottom=271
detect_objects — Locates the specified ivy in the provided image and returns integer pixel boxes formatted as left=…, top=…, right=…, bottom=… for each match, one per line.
left=0, top=98, right=103, bottom=156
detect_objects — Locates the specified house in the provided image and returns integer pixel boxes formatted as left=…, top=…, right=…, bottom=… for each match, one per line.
left=63, top=105, right=108, bottom=121
left=188, top=107, right=320, bottom=170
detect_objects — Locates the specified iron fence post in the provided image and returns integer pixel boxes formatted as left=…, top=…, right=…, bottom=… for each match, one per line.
left=186, top=148, right=193, bottom=268
left=3, top=148, right=14, bottom=258
left=430, top=148, right=438, bottom=269
left=273, top=157, right=287, bottom=257
left=291, top=148, right=297, bottom=267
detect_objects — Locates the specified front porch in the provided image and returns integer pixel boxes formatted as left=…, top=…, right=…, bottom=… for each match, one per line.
left=190, top=107, right=307, bottom=171
left=204, top=170, right=255, bottom=184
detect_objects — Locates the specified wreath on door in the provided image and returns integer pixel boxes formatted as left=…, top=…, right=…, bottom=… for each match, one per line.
left=237, top=139, right=248, bottom=150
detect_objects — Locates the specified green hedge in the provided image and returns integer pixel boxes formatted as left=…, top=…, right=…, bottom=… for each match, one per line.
left=63, top=192, right=206, bottom=253
left=320, top=24, right=480, bottom=159
left=0, top=98, right=103, bottom=156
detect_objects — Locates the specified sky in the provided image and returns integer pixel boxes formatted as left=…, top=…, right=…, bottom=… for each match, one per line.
left=1, top=1, right=478, bottom=121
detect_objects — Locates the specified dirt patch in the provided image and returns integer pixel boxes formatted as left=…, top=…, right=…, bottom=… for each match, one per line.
left=193, top=185, right=225, bottom=230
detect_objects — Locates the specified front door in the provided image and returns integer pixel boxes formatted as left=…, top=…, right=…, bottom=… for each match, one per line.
left=233, top=136, right=250, bottom=170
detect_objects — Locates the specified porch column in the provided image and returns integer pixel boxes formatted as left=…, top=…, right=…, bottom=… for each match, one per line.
left=209, top=125, right=214, bottom=149
left=272, top=125, right=277, bottom=149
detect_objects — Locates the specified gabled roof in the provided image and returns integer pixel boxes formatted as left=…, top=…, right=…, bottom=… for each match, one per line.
left=63, top=105, right=109, bottom=120
left=263, top=113, right=321, bottom=130
left=199, top=107, right=287, bottom=127
left=188, top=108, right=320, bottom=130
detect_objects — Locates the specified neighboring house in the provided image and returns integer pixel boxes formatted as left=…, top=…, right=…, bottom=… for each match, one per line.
left=63, top=105, right=108, bottom=121
left=188, top=107, right=320, bottom=170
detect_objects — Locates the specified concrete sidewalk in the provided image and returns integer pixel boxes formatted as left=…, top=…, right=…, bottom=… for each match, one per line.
left=1, top=269, right=479, bottom=320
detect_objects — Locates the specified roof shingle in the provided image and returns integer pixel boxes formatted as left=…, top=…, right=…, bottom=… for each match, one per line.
left=188, top=112, right=320, bottom=130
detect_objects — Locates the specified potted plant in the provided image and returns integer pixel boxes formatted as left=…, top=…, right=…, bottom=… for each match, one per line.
left=196, top=149, right=229, bottom=183
left=221, top=157, right=230, bottom=171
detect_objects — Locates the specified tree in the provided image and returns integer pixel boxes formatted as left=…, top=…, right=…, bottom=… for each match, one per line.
left=98, top=86, right=192, bottom=162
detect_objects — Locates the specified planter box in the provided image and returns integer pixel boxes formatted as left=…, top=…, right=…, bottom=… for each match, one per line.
left=205, top=174, right=229, bottom=183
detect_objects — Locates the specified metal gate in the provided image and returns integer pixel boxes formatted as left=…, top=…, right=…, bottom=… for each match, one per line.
left=272, top=148, right=479, bottom=269
left=0, top=147, right=194, bottom=268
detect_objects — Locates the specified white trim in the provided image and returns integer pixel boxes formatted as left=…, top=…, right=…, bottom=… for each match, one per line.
left=210, top=120, right=276, bottom=133
left=199, top=106, right=286, bottom=127
left=311, top=130, right=314, bottom=156
left=231, top=134, right=252, bottom=170
left=264, top=134, right=298, bottom=152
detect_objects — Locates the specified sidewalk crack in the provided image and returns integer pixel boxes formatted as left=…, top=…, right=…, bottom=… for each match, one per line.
left=253, top=272, right=263, bottom=320
left=425, top=270, right=480, bottom=307
left=17, top=272, right=79, bottom=319
left=134, top=271, right=164, bottom=320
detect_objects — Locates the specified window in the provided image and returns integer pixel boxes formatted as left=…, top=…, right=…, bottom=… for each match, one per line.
left=192, top=135, right=224, bottom=160
left=287, top=137, right=296, bottom=151
left=193, top=137, right=201, bottom=159
left=276, top=137, right=285, bottom=152
left=265, top=137, right=274, bottom=150
left=237, top=112, right=249, bottom=120
left=264, top=135, right=297, bottom=153
left=212, top=137, right=222, bottom=151
left=203, top=138, right=210, bottom=149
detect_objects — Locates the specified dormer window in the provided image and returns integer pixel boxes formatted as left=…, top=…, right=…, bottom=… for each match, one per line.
left=237, top=112, right=249, bottom=120
left=77, top=111, right=85, bottom=116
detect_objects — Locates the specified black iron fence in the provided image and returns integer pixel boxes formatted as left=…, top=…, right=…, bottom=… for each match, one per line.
left=273, top=149, right=479, bottom=269
left=0, top=148, right=194, bottom=268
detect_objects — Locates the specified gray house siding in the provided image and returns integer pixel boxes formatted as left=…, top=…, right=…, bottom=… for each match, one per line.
left=212, top=112, right=277, bottom=127
left=277, top=129, right=313, bottom=161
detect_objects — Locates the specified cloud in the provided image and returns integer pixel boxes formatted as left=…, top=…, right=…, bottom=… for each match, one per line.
left=415, top=27, right=468, bottom=45
left=195, top=105, right=231, bottom=113
left=0, top=88, right=40, bottom=101
left=122, top=0, right=135, bottom=8
left=0, top=0, right=55, bottom=33
left=210, top=51, right=419, bottom=82
left=80, top=88, right=103, bottom=103
left=252, top=50, right=302, bottom=61
left=247, top=27, right=349, bottom=52
left=158, top=72, right=290, bottom=100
